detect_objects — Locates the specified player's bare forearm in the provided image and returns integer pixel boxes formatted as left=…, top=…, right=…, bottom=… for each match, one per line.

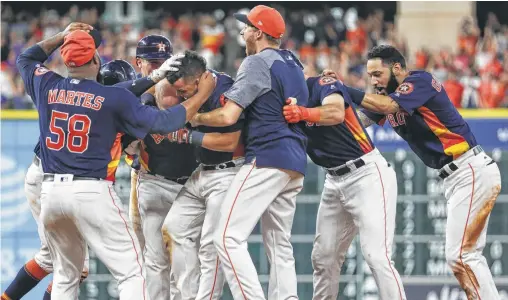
left=193, top=101, right=243, bottom=127
left=360, top=93, right=399, bottom=114
left=194, top=109, right=230, bottom=127
left=37, top=23, right=94, bottom=57
left=356, top=110, right=377, bottom=128
left=180, top=90, right=209, bottom=122
left=202, top=131, right=241, bottom=152
left=37, top=32, right=65, bottom=57
left=316, top=94, right=346, bottom=125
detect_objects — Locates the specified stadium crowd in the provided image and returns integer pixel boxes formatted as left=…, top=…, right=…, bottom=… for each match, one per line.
left=2, top=4, right=508, bottom=109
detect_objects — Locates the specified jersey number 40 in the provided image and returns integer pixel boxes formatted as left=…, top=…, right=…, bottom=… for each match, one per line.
left=46, top=110, right=91, bottom=153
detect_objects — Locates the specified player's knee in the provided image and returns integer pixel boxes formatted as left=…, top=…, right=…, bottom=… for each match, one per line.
left=362, top=251, right=392, bottom=270
left=311, top=244, right=335, bottom=270
left=162, top=218, right=183, bottom=242
left=214, top=231, right=231, bottom=253
left=446, top=248, right=475, bottom=268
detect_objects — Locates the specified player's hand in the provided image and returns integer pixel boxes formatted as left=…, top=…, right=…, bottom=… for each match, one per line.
left=149, top=54, right=185, bottom=83
left=197, top=71, right=215, bottom=97
left=283, top=98, right=309, bottom=123
left=321, top=69, right=339, bottom=79
left=169, top=128, right=191, bottom=144
left=62, top=22, right=94, bottom=37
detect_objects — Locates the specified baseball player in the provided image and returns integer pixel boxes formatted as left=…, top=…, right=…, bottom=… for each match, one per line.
left=133, top=66, right=199, bottom=300
left=350, top=45, right=502, bottom=299
left=190, top=6, right=308, bottom=299
left=15, top=23, right=214, bottom=298
left=282, top=75, right=406, bottom=299
left=0, top=58, right=155, bottom=300
left=127, top=34, right=175, bottom=251
left=162, top=50, right=244, bottom=300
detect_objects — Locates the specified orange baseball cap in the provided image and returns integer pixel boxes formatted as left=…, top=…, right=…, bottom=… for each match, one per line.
left=234, top=5, right=285, bottom=39
left=60, top=29, right=102, bottom=67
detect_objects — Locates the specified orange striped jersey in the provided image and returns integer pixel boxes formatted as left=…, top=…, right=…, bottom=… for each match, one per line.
left=362, top=71, right=477, bottom=169
left=106, top=133, right=123, bottom=181
left=303, top=76, right=374, bottom=168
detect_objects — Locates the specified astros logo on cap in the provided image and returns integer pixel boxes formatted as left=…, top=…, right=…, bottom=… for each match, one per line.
left=157, top=42, right=166, bottom=52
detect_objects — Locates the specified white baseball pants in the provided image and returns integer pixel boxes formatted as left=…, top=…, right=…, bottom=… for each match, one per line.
left=443, top=147, right=502, bottom=299
left=163, top=161, right=243, bottom=300
left=25, top=159, right=89, bottom=277
left=311, top=149, right=406, bottom=300
left=213, top=163, right=304, bottom=300
left=40, top=177, right=146, bottom=300
left=137, top=173, right=182, bottom=300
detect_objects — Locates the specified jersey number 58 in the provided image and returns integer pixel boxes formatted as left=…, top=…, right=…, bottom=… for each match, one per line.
left=46, top=110, right=91, bottom=153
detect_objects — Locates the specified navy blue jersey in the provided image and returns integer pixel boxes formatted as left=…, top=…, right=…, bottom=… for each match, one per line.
left=224, top=49, right=308, bottom=175
left=303, top=76, right=374, bottom=168
left=139, top=94, right=198, bottom=178
left=362, top=70, right=478, bottom=169
left=17, top=45, right=164, bottom=180
left=195, top=70, right=244, bottom=165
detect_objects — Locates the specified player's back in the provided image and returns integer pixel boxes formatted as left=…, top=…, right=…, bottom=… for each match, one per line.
left=241, top=48, right=309, bottom=174
left=37, top=74, right=135, bottom=179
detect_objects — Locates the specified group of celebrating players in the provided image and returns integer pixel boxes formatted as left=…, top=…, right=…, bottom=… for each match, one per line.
left=1, top=4, right=502, bottom=300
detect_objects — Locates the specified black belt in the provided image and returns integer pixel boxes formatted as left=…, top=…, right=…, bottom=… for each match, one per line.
left=327, top=159, right=366, bottom=176
left=33, top=155, right=40, bottom=166
left=438, top=163, right=459, bottom=179
left=202, top=161, right=238, bottom=171
left=438, top=145, right=484, bottom=179
left=148, top=173, right=188, bottom=185
left=43, top=174, right=101, bottom=182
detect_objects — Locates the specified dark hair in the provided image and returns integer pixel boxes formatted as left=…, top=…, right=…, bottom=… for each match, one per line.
left=367, top=45, right=406, bottom=69
left=166, top=50, right=207, bottom=84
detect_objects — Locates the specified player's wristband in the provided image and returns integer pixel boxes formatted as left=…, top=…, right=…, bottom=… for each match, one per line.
left=189, top=131, right=204, bottom=146
left=302, top=107, right=321, bottom=123
left=345, top=86, right=366, bottom=106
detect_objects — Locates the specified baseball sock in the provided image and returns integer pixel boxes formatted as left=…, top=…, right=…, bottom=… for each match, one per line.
left=42, top=282, right=52, bottom=300
left=2, top=259, right=49, bottom=299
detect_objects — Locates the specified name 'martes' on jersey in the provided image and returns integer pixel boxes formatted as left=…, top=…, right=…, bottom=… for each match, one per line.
left=17, top=46, right=160, bottom=180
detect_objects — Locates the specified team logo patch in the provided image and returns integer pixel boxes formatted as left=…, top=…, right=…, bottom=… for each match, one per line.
left=319, top=76, right=337, bottom=86
left=396, top=82, right=414, bottom=94
left=34, top=67, right=49, bottom=76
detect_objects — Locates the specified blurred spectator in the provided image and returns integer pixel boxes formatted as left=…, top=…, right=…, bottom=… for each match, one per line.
left=443, top=72, right=465, bottom=108
left=1, top=5, right=507, bottom=109
left=478, top=71, right=506, bottom=108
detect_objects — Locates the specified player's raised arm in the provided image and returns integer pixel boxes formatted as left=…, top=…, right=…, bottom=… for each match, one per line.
left=116, top=71, right=214, bottom=137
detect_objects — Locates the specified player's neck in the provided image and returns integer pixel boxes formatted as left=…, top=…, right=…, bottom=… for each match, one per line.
left=396, top=70, right=410, bottom=85
left=256, top=42, right=279, bottom=54
left=67, top=72, right=97, bottom=81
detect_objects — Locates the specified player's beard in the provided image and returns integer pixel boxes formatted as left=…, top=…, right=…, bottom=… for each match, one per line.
left=245, top=36, right=256, bottom=56
left=386, top=69, right=399, bottom=94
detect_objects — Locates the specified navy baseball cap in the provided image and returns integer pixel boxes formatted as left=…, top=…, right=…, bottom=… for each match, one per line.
left=136, top=35, right=173, bottom=60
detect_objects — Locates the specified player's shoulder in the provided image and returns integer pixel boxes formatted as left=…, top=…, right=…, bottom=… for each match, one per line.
left=210, top=69, right=234, bottom=85
left=307, top=75, right=342, bottom=89
left=32, top=64, right=63, bottom=82
left=405, top=70, right=434, bottom=83
left=402, top=70, right=443, bottom=94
